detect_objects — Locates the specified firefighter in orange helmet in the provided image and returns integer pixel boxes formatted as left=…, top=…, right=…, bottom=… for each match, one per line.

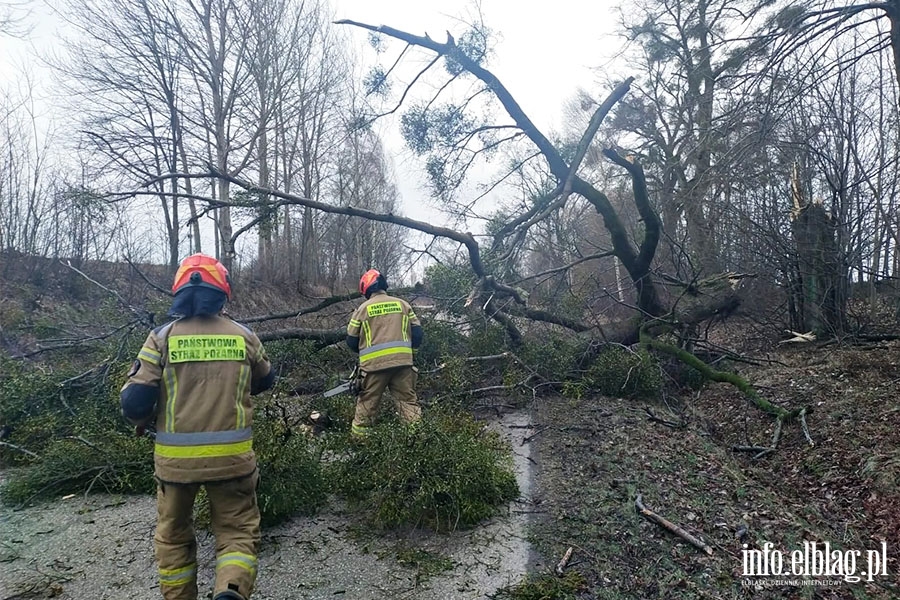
left=120, top=253, right=275, bottom=600
left=346, top=269, right=423, bottom=436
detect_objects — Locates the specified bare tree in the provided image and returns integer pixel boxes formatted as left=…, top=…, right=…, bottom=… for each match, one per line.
left=60, top=0, right=201, bottom=269
left=611, top=0, right=775, bottom=277
left=771, top=1, right=900, bottom=106
left=168, top=0, right=258, bottom=269
left=0, top=0, right=31, bottom=37
left=265, top=0, right=348, bottom=285
left=0, top=76, right=54, bottom=261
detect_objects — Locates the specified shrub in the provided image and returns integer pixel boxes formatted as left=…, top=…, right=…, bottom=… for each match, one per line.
left=415, top=320, right=469, bottom=368
left=253, top=414, right=327, bottom=526
left=332, top=411, right=518, bottom=531
left=0, top=343, right=144, bottom=471
left=1, top=432, right=154, bottom=506
left=1, top=351, right=328, bottom=526
left=583, top=345, right=662, bottom=400
left=262, top=338, right=347, bottom=379
left=466, top=322, right=507, bottom=356
left=518, top=333, right=587, bottom=382
left=193, top=405, right=329, bottom=528
left=0, top=358, right=80, bottom=463
left=423, top=263, right=474, bottom=315
left=422, top=354, right=477, bottom=399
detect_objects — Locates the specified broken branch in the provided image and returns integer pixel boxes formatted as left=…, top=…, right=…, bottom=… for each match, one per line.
left=799, top=407, right=814, bottom=446
left=635, top=493, right=713, bottom=556
left=555, top=546, right=574, bottom=576
left=0, top=440, right=40, bottom=459
left=257, top=328, right=344, bottom=345
left=644, top=407, right=686, bottom=429
left=522, top=425, right=552, bottom=446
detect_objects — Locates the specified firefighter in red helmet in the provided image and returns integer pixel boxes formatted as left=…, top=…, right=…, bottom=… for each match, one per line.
left=345, top=269, right=423, bottom=436
left=120, top=253, right=275, bottom=600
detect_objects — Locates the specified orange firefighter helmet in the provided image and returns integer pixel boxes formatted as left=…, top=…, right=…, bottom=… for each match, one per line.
left=172, top=253, right=232, bottom=299
left=359, top=268, right=386, bottom=297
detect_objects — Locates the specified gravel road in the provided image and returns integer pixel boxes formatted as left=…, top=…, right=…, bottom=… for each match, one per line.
left=1, top=411, right=537, bottom=600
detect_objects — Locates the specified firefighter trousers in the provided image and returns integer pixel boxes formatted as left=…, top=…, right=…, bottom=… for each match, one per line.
left=155, top=470, right=261, bottom=600
left=351, top=365, right=421, bottom=435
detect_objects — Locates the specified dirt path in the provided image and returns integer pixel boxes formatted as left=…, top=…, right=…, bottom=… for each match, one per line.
left=0, top=411, right=536, bottom=600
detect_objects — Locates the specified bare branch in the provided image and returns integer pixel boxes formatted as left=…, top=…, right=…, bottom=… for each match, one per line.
left=60, top=260, right=154, bottom=326
left=257, top=327, right=344, bottom=345
left=150, top=169, right=490, bottom=278
left=334, top=19, right=570, bottom=175
left=512, top=251, right=616, bottom=285
left=124, top=256, right=171, bottom=297
left=240, top=292, right=361, bottom=323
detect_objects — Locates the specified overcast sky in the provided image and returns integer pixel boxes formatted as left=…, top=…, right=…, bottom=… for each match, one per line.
left=331, top=0, right=623, bottom=222
left=0, top=0, right=625, bottom=267
left=334, top=0, right=621, bottom=131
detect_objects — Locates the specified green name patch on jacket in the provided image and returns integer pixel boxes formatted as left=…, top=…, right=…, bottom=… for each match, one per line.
left=168, top=335, right=246, bottom=363
left=367, top=301, right=403, bottom=317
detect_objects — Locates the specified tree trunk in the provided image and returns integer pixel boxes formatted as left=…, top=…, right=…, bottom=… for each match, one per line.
left=258, top=125, right=272, bottom=281
left=888, top=2, right=900, bottom=106
left=790, top=165, right=845, bottom=335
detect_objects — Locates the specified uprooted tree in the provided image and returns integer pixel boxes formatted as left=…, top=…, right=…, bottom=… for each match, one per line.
left=130, top=21, right=735, bottom=345
left=115, top=19, right=805, bottom=437
left=0, top=13, right=832, bottom=517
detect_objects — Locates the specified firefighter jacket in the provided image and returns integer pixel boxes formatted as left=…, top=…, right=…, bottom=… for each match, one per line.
left=346, top=290, right=421, bottom=372
left=121, top=316, right=273, bottom=484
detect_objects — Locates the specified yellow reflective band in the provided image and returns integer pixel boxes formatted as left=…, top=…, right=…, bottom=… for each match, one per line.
left=362, top=321, right=372, bottom=346
left=160, top=573, right=193, bottom=586
left=366, top=301, right=402, bottom=317
left=236, top=365, right=249, bottom=429
left=402, top=315, right=409, bottom=342
left=168, top=335, right=246, bottom=363
left=408, top=311, right=417, bottom=320
left=138, top=347, right=161, bottom=365
left=154, top=439, right=252, bottom=458
left=349, top=319, right=361, bottom=326
left=351, top=423, right=371, bottom=436
left=159, top=563, right=196, bottom=576
left=159, top=563, right=196, bottom=586
left=217, top=552, right=258, bottom=575
left=358, top=346, right=413, bottom=362
left=164, top=366, right=178, bottom=433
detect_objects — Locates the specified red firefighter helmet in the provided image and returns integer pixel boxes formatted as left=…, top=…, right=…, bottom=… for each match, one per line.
left=172, top=253, right=232, bottom=299
left=359, top=269, right=385, bottom=297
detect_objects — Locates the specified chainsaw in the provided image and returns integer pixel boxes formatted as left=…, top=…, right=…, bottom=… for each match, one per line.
left=323, top=365, right=360, bottom=398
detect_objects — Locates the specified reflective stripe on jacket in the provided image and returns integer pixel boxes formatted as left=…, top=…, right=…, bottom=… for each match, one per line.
left=122, top=316, right=272, bottom=483
left=347, top=290, right=420, bottom=372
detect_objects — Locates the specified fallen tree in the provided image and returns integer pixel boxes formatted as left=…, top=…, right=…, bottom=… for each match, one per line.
left=32, top=17, right=787, bottom=438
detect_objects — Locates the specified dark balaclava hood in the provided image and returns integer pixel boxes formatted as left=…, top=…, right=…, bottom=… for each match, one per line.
left=167, top=286, right=227, bottom=318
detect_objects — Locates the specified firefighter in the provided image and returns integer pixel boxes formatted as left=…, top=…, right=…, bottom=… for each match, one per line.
left=346, top=269, right=424, bottom=436
left=120, top=254, right=275, bottom=600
